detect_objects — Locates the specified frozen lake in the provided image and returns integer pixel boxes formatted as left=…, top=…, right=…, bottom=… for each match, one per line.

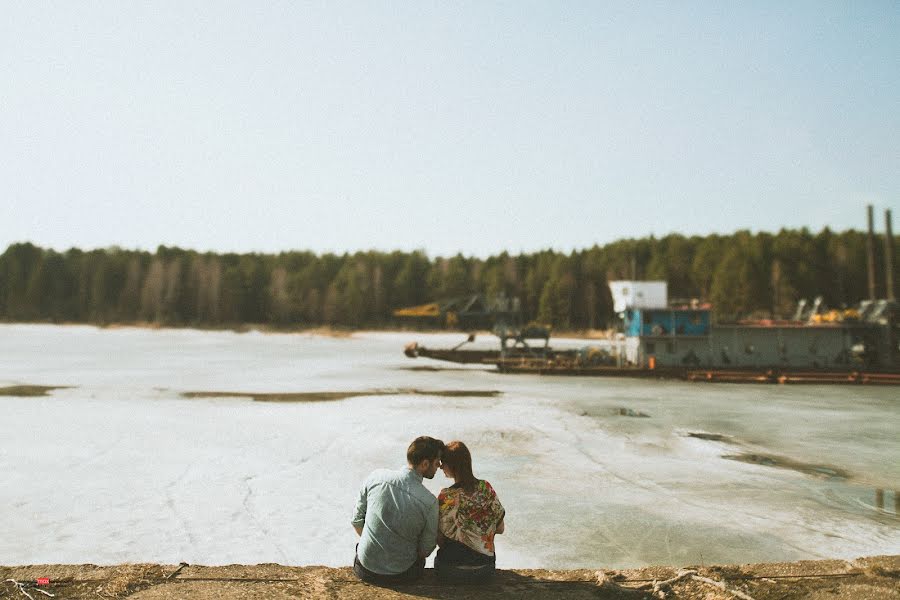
left=1, top=324, right=898, bottom=568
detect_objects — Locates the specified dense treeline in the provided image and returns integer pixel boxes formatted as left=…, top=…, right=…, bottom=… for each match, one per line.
left=0, top=228, right=897, bottom=330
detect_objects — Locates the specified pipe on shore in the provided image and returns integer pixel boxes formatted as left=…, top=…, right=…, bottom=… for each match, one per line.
left=885, top=208, right=895, bottom=301
left=867, top=204, right=877, bottom=300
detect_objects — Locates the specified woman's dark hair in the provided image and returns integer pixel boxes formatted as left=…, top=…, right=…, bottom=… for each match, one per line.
left=442, top=441, right=477, bottom=492
left=407, top=436, right=444, bottom=466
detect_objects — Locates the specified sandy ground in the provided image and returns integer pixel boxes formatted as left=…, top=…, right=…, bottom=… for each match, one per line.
left=2, top=556, right=897, bottom=599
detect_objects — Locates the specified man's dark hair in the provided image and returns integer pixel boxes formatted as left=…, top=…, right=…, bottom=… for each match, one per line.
left=407, top=436, right=444, bottom=466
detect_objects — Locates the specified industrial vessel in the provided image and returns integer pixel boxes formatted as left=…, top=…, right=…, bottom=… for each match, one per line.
left=400, top=208, right=899, bottom=385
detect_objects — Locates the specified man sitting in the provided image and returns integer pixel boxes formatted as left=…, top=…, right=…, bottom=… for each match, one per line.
left=351, top=436, right=444, bottom=584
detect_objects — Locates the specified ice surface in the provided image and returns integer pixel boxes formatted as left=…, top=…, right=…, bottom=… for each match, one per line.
left=0, top=325, right=898, bottom=568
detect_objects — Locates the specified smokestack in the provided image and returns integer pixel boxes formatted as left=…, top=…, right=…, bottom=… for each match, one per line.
left=867, top=205, right=877, bottom=300
left=885, top=209, right=895, bottom=301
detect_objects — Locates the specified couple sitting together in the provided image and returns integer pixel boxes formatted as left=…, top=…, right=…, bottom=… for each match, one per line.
left=351, top=436, right=505, bottom=584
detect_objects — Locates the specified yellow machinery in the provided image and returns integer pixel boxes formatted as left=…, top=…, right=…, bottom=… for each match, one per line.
left=392, top=303, right=442, bottom=318
left=392, top=294, right=514, bottom=330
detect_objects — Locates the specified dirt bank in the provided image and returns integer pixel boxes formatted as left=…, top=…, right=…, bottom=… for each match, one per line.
left=180, top=389, right=502, bottom=402
left=2, top=556, right=897, bottom=599
left=0, top=385, right=72, bottom=397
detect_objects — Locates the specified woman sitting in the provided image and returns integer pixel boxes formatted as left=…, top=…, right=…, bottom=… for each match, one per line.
left=435, top=441, right=505, bottom=583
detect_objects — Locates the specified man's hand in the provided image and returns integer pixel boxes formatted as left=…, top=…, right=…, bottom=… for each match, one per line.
left=353, top=524, right=363, bottom=536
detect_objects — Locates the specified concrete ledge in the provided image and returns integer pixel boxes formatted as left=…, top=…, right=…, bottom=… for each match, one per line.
left=2, top=555, right=898, bottom=599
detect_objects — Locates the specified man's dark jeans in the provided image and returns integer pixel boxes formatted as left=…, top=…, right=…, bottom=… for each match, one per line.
left=353, top=552, right=425, bottom=585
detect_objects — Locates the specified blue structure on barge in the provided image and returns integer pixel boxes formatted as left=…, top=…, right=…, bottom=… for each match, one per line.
left=615, top=283, right=898, bottom=372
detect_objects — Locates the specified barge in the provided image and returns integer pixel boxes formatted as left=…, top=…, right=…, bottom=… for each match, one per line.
left=402, top=209, right=899, bottom=384
left=405, top=291, right=900, bottom=385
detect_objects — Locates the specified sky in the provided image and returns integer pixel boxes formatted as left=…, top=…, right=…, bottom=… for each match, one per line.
left=2, top=2, right=898, bottom=258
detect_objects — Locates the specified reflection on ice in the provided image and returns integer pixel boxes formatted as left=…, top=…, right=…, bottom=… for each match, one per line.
left=873, top=489, right=900, bottom=515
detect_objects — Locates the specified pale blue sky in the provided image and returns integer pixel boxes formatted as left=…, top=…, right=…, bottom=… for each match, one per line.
left=2, top=2, right=898, bottom=257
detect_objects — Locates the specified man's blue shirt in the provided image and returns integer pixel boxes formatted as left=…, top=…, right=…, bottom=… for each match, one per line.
left=352, top=467, right=438, bottom=575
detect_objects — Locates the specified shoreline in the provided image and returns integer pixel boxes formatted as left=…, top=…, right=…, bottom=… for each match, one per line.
left=2, top=556, right=897, bottom=599
left=0, top=320, right=614, bottom=340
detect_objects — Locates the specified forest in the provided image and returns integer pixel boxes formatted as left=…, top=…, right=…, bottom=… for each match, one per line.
left=0, top=227, right=897, bottom=331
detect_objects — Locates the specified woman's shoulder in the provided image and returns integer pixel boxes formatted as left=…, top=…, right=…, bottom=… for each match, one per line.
left=476, top=479, right=498, bottom=496
left=439, top=485, right=461, bottom=498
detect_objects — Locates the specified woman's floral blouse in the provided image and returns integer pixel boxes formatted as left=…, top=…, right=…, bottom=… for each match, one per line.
left=438, top=480, right=505, bottom=556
